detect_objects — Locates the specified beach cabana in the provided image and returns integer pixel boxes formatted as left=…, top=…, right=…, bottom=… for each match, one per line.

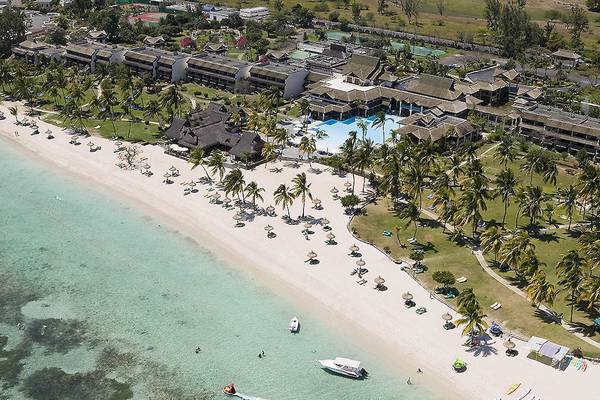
left=526, top=336, right=569, bottom=367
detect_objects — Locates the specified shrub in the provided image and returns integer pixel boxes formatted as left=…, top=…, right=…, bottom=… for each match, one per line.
left=384, top=246, right=391, bottom=254
left=340, top=194, right=360, bottom=207
left=328, top=10, right=340, bottom=22
left=432, top=270, right=456, bottom=288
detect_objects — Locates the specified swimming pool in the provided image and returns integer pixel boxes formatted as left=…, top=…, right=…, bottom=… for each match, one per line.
left=311, top=115, right=403, bottom=153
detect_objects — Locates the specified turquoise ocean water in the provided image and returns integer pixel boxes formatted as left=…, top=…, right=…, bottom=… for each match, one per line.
left=0, top=142, right=436, bottom=400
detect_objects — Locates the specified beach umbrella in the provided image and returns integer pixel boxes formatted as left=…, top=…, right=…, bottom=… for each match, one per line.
left=442, top=313, right=453, bottom=322
left=169, top=166, right=177, bottom=172
left=223, top=197, right=232, bottom=204
left=326, top=232, right=335, bottom=240
left=304, top=222, right=313, bottom=229
left=374, top=276, right=385, bottom=285
left=330, top=187, right=339, bottom=194
left=344, top=181, right=352, bottom=190
left=356, top=259, right=366, bottom=267
left=143, top=163, right=151, bottom=170
left=188, top=181, right=196, bottom=189
left=45, top=129, right=52, bottom=135
left=211, top=192, right=221, bottom=200
left=163, top=172, right=171, bottom=178
left=503, top=339, right=516, bottom=350
left=350, top=244, right=359, bottom=253
left=266, top=205, right=275, bottom=214
left=264, top=225, right=274, bottom=232
left=321, top=218, right=330, bottom=225
left=87, top=141, right=94, bottom=147
left=115, top=141, right=123, bottom=146
left=307, top=251, right=317, bottom=260
left=402, top=292, right=413, bottom=301
left=233, top=213, right=243, bottom=222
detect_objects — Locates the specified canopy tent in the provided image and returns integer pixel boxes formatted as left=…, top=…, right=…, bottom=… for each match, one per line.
left=169, top=144, right=189, bottom=152
left=526, top=336, right=570, bottom=365
left=593, top=317, right=600, bottom=329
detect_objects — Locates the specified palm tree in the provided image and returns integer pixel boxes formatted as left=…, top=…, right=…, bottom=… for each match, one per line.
left=557, top=184, right=578, bottom=230
left=399, top=201, right=420, bottom=240
left=556, top=250, right=587, bottom=322
left=223, top=168, right=246, bottom=203
left=581, top=275, right=600, bottom=310
left=8, top=105, right=18, bottom=123
left=371, top=111, right=392, bottom=143
left=495, top=133, right=515, bottom=168
left=520, top=147, right=546, bottom=185
left=517, top=185, right=547, bottom=226
left=527, top=269, right=556, bottom=308
left=455, top=289, right=488, bottom=336
left=576, top=164, right=599, bottom=218
left=403, top=162, right=427, bottom=211
left=480, top=226, right=504, bottom=262
left=261, top=142, right=277, bottom=166
left=298, top=135, right=317, bottom=166
left=189, top=148, right=211, bottom=181
left=357, top=117, right=369, bottom=141
left=499, top=230, right=536, bottom=281
left=208, top=151, right=226, bottom=182
left=160, top=83, right=184, bottom=117
left=340, top=130, right=358, bottom=194
left=273, top=183, right=296, bottom=219
left=244, top=181, right=265, bottom=209
left=356, top=138, right=375, bottom=192
left=291, top=172, right=312, bottom=219
left=493, top=168, right=518, bottom=227
left=457, top=175, right=491, bottom=235
left=144, top=99, right=162, bottom=127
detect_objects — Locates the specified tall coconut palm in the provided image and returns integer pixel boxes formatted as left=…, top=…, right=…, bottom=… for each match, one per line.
left=160, top=83, right=184, bottom=117
left=516, top=185, right=547, bottom=227
left=207, top=151, right=226, bottom=182
left=244, top=181, right=265, bottom=209
left=144, top=99, right=162, bottom=127
left=499, top=229, right=535, bottom=280
left=557, top=184, right=578, bottom=230
left=298, top=135, right=316, bottom=166
left=356, top=138, right=375, bottom=192
left=457, top=175, right=491, bottom=235
left=340, top=130, right=358, bottom=194
left=556, top=250, right=587, bottom=322
left=371, top=111, right=392, bottom=143
left=403, top=163, right=426, bottom=210
left=291, top=172, right=312, bottom=219
left=356, top=117, right=369, bottom=141
left=527, top=269, right=556, bottom=308
left=576, top=164, right=599, bottom=218
left=223, top=168, right=246, bottom=203
left=8, top=105, right=18, bottom=123
left=273, top=183, right=296, bottom=219
left=520, top=147, right=545, bottom=185
left=480, top=226, right=504, bottom=262
left=495, top=133, right=515, bottom=168
left=581, top=275, right=600, bottom=310
left=189, top=148, right=211, bottom=181
left=455, top=289, right=488, bottom=336
left=494, top=168, right=518, bottom=227
left=261, top=142, right=277, bottom=166
left=399, top=201, right=420, bottom=240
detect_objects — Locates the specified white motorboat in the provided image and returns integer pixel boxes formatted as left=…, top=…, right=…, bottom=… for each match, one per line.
left=318, top=357, right=366, bottom=379
left=288, top=317, right=299, bottom=333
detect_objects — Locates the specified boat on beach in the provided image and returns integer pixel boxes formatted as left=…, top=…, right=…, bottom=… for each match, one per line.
left=318, top=357, right=367, bottom=378
left=288, top=316, right=299, bottom=333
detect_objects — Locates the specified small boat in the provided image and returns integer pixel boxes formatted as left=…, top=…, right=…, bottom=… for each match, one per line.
left=506, top=383, right=521, bottom=395
left=224, top=383, right=237, bottom=396
left=318, top=357, right=366, bottom=379
left=288, top=317, right=299, bottom=333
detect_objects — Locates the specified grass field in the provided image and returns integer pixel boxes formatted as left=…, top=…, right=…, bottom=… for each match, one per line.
left=351, top=198, right=600, bottom=355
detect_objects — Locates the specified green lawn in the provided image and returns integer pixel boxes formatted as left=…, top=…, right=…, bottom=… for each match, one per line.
left=44, top=115, right=162, bottom=143
left=351, top=198, right=600, bottom=356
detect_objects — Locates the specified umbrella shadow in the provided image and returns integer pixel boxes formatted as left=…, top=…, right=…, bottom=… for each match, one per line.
left=533, top=308, right=563, bottom=325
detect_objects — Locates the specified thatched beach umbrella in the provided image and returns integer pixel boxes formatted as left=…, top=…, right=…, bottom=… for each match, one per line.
left=442, top=312, right=453, bottom=322
left=356, top=259, right=366, bottom=267
left=188, top=181, right=196, bottom=190
left=374, top=276, right=385, bottom=285
left=349, top=244, right=359, bottom=253
left=143, top=163, right=151, bottom=170
left=304, top=222, right=313, bottom=229
left=233, top=213, right=243, bottom=226
left=503, top=338, right=516, bottom=350
left=115, top=141, right=123, bottom=147
left=266, top=205, right=275, bottom=215
left=169, top=166, right=177, bottom=172
left=223, top=197, right=232, bottom=205
left=344, top=181, right=352, bottom=191
left=211, top=192, right=221, bottom=203
left=307, top=251, right=317, bottom=260
left=326, top=232, right=335, bottom=240
left=402, top=292, right=413, bottom=301
left=264, top=225, right=274, bottom=232
left=330, top=187, right=339, bottom=195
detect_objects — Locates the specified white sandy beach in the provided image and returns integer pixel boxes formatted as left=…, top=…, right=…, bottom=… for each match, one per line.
left=1, top=104, right=598, bottom=400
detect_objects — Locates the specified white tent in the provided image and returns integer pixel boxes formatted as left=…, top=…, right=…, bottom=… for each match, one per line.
left=526, top=336, right=570, bottom=365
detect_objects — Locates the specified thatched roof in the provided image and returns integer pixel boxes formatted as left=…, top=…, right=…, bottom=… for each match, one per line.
left=342, top=54, right=382, bottom=81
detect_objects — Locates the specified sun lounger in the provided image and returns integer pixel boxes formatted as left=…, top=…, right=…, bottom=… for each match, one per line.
left=490, top=303, right=499, bottom=309
left=490, top=303, right=502, bottom=310
left=382, top=231, right=392, bottom=237
left=416, top=307, right=427, bottom=314
left=457, top=276, right=467, bottom=283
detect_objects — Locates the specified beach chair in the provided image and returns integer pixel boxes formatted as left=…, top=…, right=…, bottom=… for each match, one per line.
left=416, top=307, right=427, bottom=314
left=490, top=303, right=502, bottom=310
left=490, top=302, right=499, bottom=309
left=456, top=276, right=467, bottom=283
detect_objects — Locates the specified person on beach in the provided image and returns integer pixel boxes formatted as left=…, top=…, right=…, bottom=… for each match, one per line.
left=195, top=347, right=201, bottom=354
left=407, top=378, right=412, bottom=385
left=417, top=368, right=422, bottom=374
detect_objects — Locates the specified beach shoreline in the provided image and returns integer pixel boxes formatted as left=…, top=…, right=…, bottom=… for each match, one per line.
left=1, top=104, right=597, bottom=400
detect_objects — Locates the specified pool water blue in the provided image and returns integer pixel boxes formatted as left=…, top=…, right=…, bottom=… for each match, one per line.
left=314, top=115, right=403, bottom=152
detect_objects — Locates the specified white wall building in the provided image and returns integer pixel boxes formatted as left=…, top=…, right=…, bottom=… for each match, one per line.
left=239, top=6, right=270, bottom=21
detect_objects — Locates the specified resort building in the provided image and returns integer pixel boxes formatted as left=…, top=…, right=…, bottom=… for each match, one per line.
left=464, top=66, right=510, bottom=106
left=186, top=53, right=251, bottom=92
left=165, top=103, right=265, bottom=160
left=396, top=109, right=478, bottom=144
left=123, top=47, right=189, bottom=81
left=143, top=35, right=165, bottom=47
left=518, top=104, right=600, bottom=157
left=88, top=30, right=108, bottom=43
left=552, top=49, right=582, bottom=68
left=65, top=41, right=126, bottom=72
left=247, top=61, right=308, bottom=99
left=206, top=7, right=237, bottom=22
left=341, top=54, right=384, bottom=86
left=204, top=42, right=228, bottom=53
left=239, top=6, right=270, bottom=20
left=12, top=40, right=59, bottom=66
